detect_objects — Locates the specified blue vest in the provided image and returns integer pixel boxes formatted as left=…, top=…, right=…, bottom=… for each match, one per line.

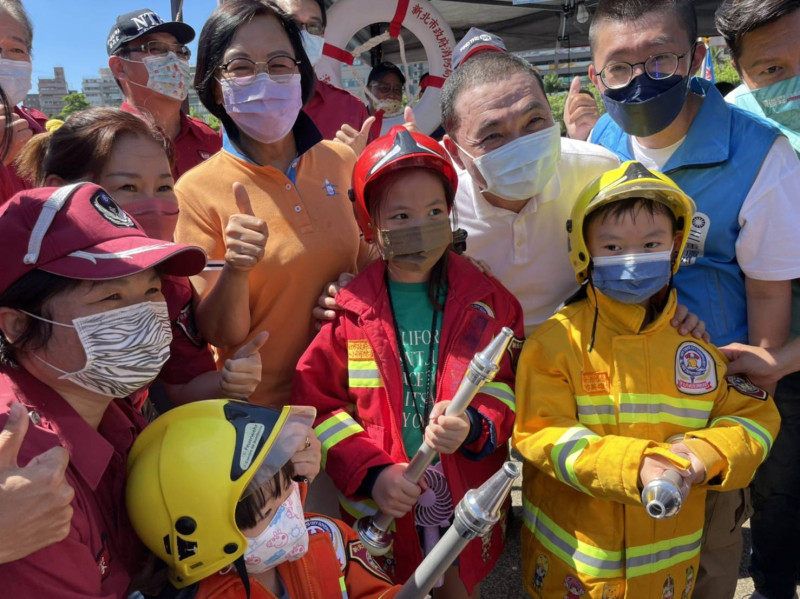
left=591, top=77, right=780, bottom=345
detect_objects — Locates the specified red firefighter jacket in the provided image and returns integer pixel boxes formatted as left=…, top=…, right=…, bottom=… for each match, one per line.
left=193, top=513, right=399, bottom=599
left=291, top=253, right=524, bottom=593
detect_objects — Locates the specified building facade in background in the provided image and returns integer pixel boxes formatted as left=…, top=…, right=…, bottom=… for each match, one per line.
left=82, top=68, right=123, bottom=108
left=38, top=67, right=69, bottom=117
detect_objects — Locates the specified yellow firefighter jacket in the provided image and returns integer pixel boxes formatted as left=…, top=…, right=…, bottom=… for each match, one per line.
left=513, top=288, right=780, bottom=599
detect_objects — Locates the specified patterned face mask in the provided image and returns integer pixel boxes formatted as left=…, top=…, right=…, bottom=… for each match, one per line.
left=244, top=483, right=309, bottom=573
left=125, top=52, right=190, bottom=101
left=23, top=301, right=172, bottom=398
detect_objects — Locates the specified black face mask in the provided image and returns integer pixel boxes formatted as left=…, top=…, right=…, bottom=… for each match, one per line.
left=602, top=73, right=692, bottom=137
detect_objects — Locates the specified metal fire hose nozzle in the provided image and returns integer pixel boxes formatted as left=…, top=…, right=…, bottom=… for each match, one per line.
left=641, top=469, right=684, bottom=519
left=355, top=327, right=515, bottom=556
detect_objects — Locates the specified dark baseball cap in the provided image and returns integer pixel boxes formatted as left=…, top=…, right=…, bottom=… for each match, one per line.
left=453, top=28, right=507, bottom=70
left=367, top=62, right=406, bottom=86
left=107, top=8, right=195, bottom=56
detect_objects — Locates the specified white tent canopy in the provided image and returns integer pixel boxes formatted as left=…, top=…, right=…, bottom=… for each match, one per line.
left=324, top=0, right=725, bottom=63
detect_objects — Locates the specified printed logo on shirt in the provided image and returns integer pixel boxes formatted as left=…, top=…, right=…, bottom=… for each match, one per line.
left=680, top=212, right=710, bottom=266
left=197, top=150, right=212, bottom=161
left=306, top=517, right=346, bottom=568
left=322, top=179, right=339, bottom=196
left=725, top=375, right=768, bottom=401
left=582, top=371, right=611, bottom=394
left=347, top=540, right=392, bottom=583
left=95, top=534, right=112, bottom=581
left=675, top=341, right=717, bottom=395
left=347, top=340, right=374, bottom=361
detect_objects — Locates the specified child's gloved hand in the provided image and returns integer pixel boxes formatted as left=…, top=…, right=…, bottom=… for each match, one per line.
left=423, top=401, right=470, bottom=455
left=372, top=463, right=422, bottom=518
left=220, top=331, right=268, bottom=398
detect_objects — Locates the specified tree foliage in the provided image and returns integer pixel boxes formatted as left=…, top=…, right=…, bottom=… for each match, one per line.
left=55, top=92, right=90, bottom=120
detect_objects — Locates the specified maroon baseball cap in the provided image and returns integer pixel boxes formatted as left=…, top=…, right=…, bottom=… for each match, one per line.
left=453, top=28, right=507, bottom=70
left=0, top=183, right=207, bottom=294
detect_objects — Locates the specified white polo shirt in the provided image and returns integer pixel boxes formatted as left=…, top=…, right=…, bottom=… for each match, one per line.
left=454, top=137, right=620, bottom=335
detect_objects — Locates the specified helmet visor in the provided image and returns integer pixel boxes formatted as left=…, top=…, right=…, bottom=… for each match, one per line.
left=221, top=401, right=316, bottom=499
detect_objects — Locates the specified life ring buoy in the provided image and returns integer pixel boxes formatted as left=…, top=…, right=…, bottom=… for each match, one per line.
left=315, top=0, right=455, bottom=136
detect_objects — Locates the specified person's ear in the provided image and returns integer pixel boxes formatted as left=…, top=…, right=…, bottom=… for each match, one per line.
left=44, top=174, right=66, bottom=187
left=588, top=63, right=602, bottom=91
left=689, top=42, right=706, bottom=78
left=108, top=55, right=130, bottom=81
left=443, top=135, right=465, bottom=170
left=671, top=232, right=684, bottom=265
left=0, top=308, right=28, bottom=345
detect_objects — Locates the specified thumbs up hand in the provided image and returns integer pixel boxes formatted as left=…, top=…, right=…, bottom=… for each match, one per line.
left=224, top=182, right=269, bottom=272
left=335, top=116, right=376, bottom=156
left=220, top=331, right=268, bottom=398
left=0, top=403, right=75, bottom=564
left=563, top=76, right=600, bottom=141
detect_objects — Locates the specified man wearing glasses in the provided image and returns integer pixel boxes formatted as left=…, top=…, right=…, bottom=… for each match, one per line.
left=586, top=1, right=800, bottom=598
left=107, top=9, right=222, bottom=179
left=274, top=0, right=374, bottom=146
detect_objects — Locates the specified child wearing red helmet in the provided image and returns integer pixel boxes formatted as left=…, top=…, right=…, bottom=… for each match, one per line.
left=292, top=127, right=524, bottom=598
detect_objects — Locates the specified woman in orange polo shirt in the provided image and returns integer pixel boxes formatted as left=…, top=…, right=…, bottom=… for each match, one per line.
left=175, top=0, right=370, bottom=407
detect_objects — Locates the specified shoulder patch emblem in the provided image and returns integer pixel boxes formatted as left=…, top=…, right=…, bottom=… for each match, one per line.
left=306, top=517, right=346, bottom=568
left=347, top=539, right=392, bottom=583
left=470, top=302, right=495, bottom=318
left=725, top=375, right=768, bottom=401
left=90, top=189, right=136, bottom=228
left=347, top=339, right=374, bottom=361
left=675, top=342, right=717, bottom=395
left=582, top=371, right=610, bottom=394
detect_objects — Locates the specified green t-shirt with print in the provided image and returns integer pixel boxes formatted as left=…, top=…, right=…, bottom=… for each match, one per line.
left=387, top=280, right=444, bottom=458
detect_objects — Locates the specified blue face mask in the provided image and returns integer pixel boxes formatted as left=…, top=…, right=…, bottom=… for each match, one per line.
left=602, top=74, right=692, bottom=137
left=731, top=75, right=800, bottom=156
left=591, top=250, right=673, bottom=304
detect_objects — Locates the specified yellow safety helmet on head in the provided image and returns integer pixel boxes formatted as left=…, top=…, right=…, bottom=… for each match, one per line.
left=567, top=161, right=696, bottom=284
left=126, top=400, right=316, bottom=589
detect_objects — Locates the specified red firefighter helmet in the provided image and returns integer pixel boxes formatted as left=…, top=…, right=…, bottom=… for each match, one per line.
left=351, top=126, right=459, bottom=242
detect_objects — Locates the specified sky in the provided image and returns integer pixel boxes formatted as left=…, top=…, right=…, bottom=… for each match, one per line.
left=27, top=0, right=221, bottom=90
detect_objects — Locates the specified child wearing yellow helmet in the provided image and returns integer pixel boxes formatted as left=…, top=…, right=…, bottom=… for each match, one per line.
left=512, top=162, right=780, bottom=598
left=126, top=400, right=399, bottom=599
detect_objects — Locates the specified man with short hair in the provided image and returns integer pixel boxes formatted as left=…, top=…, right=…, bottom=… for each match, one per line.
left=107, top=8, right=221, bottom=180
left=440, top=51, right=620, bottom=335
left=713, top=3, right=800, bottom=597
left=585, top=1, right=800, bottom=596
left=273, top=0, right=373, bottom=143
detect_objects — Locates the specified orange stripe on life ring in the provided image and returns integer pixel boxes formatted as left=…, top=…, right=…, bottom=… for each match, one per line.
left=389, top=0, right=410, bottom=38
left=322, top=43, right=355, bottom=65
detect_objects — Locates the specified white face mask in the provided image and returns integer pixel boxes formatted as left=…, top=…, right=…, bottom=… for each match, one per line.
left=300, top=30, right=325, bottom=67
left=244, top=483, right=309, bottom=573
left=458, top=123, right=562, bottom=202
left=221, top=73, right=302, bottom=144
left=0, top=58, right=32, bottom=106
left=23, top=301, right=172, bottom=398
